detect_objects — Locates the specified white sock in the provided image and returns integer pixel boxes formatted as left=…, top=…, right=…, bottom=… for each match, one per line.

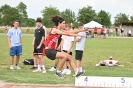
left=41, top=65, right=45, bottom=69
left=75, top=68, right=79, bottom=75
left=38, top=64, right=41, bottom=70
left=79, top=67, right=83, bottom=72
left=57, top=70, right=61, bottom=73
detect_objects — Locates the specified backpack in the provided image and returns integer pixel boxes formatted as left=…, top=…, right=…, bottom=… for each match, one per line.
left=23, top=59, right=34, bottom=65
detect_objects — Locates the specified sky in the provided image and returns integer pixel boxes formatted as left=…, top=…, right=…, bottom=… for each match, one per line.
left=0, top=0, right=133, bottom=23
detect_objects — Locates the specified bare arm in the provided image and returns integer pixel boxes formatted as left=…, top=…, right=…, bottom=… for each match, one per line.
left=32, top=37, right=35, bottom=46
left=75, top=38, right=80, bottom=42
left=66, top=28, right=88, bottom=33
left=67, top=41, right=74, bottom=53
left=52, top=28, right=84, bottom=37
left=8, top=36, right=12, bottom=48
left=38, top=36, right=45, bottom=47
left=20, top=37, right=22, bottom=44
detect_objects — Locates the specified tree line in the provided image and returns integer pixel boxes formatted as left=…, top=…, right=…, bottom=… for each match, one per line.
left=0, top=2, right=133, bottom=27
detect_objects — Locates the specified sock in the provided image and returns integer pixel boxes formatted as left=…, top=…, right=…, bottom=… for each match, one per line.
left=79, top=67, right=83, bottom=72
left=54, top=65, right=57, bottom=69
left=75, top=68, right=79, bottom=75
left=41, top=65, right=45, bottom=69
left=38, top=64, right=41, bottom=70
left=57, top=70, right=61, bottom=73
left=34, top=65, right=37, bottom=67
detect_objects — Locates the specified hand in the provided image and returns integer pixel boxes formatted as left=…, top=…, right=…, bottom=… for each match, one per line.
left=57, top=46, right=61, bottom=50
left=9, top=45, right=12, bottom=48
left=37, top=45, right=41, bottom=49
left=32, top=42, right=34, bottom=46
left=67, top=50, right=70, bottom=54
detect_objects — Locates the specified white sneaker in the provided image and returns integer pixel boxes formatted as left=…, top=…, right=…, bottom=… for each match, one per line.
left=10, top=65, right=14, bottom=70
left=42, top=69, right=46, bottom=73
left=62, top=69, right=67, bottom=74
left=49, top=67, right=56, bottom=71
left=32, top=69, right=41, bottom=72
left=66, top=69, right=71, bottom=75
left=15, top=66, right=21, bottom=69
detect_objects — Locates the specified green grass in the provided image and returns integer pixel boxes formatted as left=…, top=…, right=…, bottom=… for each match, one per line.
left=0, top=34, right=133, bottom=84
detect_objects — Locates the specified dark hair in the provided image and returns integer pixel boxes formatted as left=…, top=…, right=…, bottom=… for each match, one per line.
left=14, top=20, right=19, bottom=23
left=36, top=17, right=42, bottom=23
left=78, top=22, right=84, bottom=27
left=51, top=15, right=64, bottom=26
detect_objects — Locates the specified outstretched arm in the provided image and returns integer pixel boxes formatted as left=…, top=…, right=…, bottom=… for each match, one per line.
left=52, top=28, right=84, bottom=37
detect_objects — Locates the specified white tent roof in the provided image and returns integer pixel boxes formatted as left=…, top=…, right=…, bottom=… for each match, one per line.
left=84, top=21, right=103, bottom=28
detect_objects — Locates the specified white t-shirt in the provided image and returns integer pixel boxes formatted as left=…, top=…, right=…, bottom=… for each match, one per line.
left=61, top=35, right=74, bottom=51
left=76, top=32, right=86, bottom=51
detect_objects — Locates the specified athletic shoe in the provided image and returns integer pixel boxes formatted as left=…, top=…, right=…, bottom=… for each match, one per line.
left=30, top=66, right=37, bottom=69
left=62, top=69, right=67, bottom=74
left=66, top=69, right=71, bottom=75
left=42, top=69, right=46, bottom=73
left=10, top=65, right=14, bottom=70
left=32, top=69, right=41, bottom=72
left=55, top=72, right=66, bottom=78
left=49, top=67, right=56, bottom=71
left=15, top=66, right=21, bottom=70
left=76, top=71, right=85, bottom=78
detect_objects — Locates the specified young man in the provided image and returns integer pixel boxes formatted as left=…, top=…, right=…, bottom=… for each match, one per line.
left=61, top=24, right=74, bottom=75
left=31, top=17, right=46, bottom=69
left=44, top=15, right=87, bottom=78
left=100, top=26, right=104, bottom=38
left=7, top=20, right=22, bottom=70
left=32, top=18, right=46, bottom=73
left=75, top=23, right=86, bottom=76
left=94, top=27, right=98, bottom=38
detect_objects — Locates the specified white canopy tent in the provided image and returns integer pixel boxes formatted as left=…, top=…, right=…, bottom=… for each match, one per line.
left=84, top=21, right=103, bottom=28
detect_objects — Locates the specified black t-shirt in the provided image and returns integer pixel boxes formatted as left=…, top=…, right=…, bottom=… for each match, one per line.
left=34, top=27, right=45, bottom=48
left=57, top=35, right=62, bottom=48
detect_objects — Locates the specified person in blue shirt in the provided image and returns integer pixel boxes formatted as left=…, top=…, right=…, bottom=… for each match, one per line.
left=7, top=20, right=22, bottom=70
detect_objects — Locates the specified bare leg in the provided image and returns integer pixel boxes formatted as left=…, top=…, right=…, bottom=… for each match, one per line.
left=56, top=52, right=77, bottom=73
left=16, top=56, right=20, bottom=65
left=10, top=56, right=14, bottom=65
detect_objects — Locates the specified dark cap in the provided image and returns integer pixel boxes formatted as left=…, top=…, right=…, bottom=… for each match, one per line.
left=36, top=18, right=42, bottom=23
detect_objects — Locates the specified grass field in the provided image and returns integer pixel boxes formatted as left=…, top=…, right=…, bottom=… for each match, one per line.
left=0, top=33, right=133, bottom=84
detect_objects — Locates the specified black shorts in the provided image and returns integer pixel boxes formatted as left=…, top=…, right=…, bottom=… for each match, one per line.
left=94, top=32, right=97, bottom=34
left=63, top=50, right=72, bottom=56
left=33, top=45, right=45, bottom=56
left=45, top=49, right=61, bottom=60
left=75, top=50, right=83, bottom=60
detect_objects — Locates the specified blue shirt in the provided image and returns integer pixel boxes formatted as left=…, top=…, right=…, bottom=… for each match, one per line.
left=7, top=27, right=22, bottom=46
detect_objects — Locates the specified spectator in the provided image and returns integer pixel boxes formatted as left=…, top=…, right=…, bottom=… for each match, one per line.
left=7, top=20, right=22, bottom=70
left=94, top=27, right=98, bottom=38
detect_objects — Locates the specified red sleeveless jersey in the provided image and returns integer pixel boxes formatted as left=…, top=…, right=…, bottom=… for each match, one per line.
left=44, top=26, right=60, bottom=50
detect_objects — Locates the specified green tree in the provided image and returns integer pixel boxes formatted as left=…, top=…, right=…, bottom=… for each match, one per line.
left=26, top=18, right=35, bottom=27
left=61, top=9, right=76, bottom=24
left=130, top=15, right=133, bottom=21
left=0, top=4, right=21, bottom=26
left=77, top=6, right=97, bottom=24
left=97, top=10, right=111, bottom=27
left=16, top=2, right=28, bottom=26
left=114, top=13, right=129, bottom=26
left=42, top=6, right=60, bottom=27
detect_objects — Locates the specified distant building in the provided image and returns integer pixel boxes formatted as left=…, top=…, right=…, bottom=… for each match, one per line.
left=120, top=22, right=133, bottom=37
